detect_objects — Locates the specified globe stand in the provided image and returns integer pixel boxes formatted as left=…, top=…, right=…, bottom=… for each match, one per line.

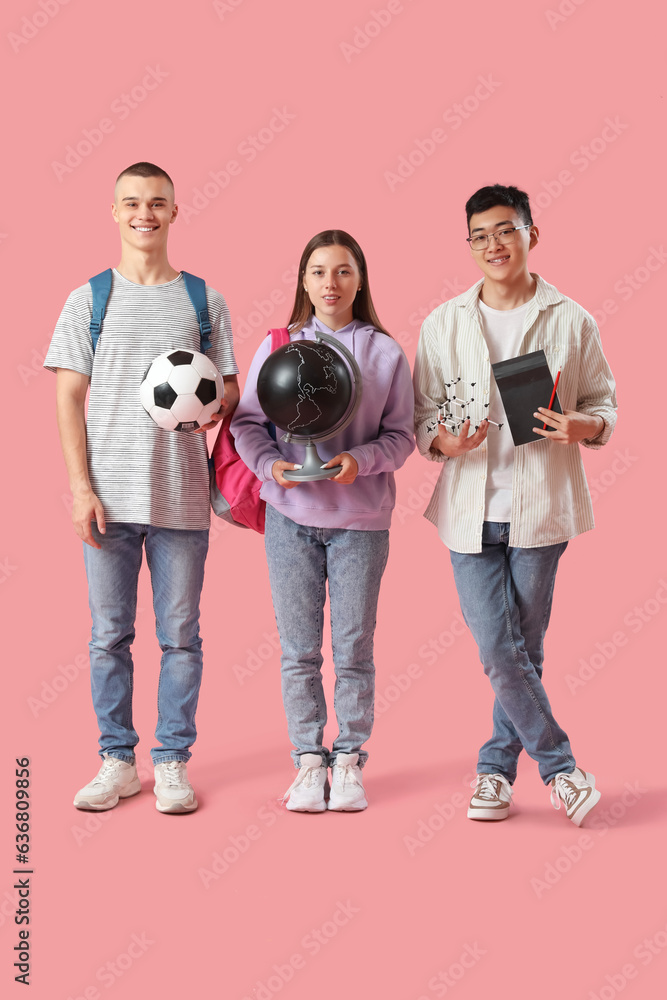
left=282, top=440, right=342, bottom=482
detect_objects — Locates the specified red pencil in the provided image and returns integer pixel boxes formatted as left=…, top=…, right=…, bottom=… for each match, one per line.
left=543, top=369, right=561, bottom=429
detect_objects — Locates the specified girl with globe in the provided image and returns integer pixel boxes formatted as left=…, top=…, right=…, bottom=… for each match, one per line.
left=231, top=230, right=415, bottom=812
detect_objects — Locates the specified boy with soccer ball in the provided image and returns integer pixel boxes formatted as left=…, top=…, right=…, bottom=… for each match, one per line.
left=45, top=162, right=239, bottom=813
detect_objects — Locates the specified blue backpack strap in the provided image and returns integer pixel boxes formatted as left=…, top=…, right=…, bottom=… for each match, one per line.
left=88, top=269, right=113, bottom=353
left=181, top=272, right=212, bottom=353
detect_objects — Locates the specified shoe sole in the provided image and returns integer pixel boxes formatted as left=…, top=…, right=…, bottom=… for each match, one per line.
left=327, top=797, right=368, bottom=811
left=155, top=797, right=198, bottom=813
left=73, top=779, right=142, bottom=811
left=467, top=805, right=510, bottom=821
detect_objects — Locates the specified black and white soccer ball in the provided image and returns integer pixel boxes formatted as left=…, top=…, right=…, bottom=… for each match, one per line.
left=140, top=349, right=224, bottom=432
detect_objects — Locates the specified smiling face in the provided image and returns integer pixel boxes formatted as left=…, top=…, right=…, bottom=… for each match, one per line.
left=303, top=244, right=362, bottom=331
left=111, top=174, right=177, bottom=254
left=468, top=205, right=538, bottom=288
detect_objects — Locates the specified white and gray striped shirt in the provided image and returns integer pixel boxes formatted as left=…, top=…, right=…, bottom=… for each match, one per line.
left=413, top=275, right=617, bottom=553
left=45, top=270, right=239, bottom=530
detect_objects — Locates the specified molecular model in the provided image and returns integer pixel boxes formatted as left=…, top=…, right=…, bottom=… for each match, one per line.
left=426, top=377, right=503, bottom=436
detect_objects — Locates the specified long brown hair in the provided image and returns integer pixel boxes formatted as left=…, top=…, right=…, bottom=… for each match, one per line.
left=287, top=230, right=391, bottom=336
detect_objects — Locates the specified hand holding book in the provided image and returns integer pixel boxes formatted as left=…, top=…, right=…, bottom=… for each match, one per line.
left=532, top=408, right=605, bottom=445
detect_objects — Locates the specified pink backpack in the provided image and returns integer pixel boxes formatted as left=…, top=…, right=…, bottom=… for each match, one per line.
left=210, top=328, right=290, bottom=532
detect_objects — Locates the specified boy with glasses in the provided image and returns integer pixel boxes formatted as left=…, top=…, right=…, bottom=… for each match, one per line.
left=413, top=184, right=616, bottom=826
left=45, top=162, right=239, bottom=814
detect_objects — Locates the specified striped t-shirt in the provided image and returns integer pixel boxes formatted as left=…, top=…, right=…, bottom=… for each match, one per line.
left=45, top=270, right=239, bottom=530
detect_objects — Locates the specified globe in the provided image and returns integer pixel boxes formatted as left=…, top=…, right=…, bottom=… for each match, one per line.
left=257, top=340, right=353, bottom=436
left=256, top=331, right=362, bottom=482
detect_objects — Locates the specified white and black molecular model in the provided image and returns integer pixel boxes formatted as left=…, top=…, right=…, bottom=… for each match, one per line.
left=140, top=349, right=223, bottom=432
left=426, top=377, right=503, bottom=436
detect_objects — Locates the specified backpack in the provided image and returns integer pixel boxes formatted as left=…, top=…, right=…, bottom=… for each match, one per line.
left=88, top=268, right=212, bottom=353
left=88, top=269, right=289, bottom=533
left=209, top=328, right=290, bottom=532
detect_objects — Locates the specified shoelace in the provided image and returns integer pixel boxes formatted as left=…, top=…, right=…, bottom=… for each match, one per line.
left=158, top=762, right=187, bottom=788
left=550, top=773, right=577, bottom=811
left=332, top=762, right=361, bottom=790
left=471, top=774, right=511, bottom=801
left=281, top=763, right=324, bottom=803
left=91, top=758, right=125, bottom=786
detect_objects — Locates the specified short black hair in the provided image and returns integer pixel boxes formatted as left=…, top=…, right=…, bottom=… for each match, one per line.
left=465, top=184, right=533, bottom=231
left=115, top=161, right=174, bottom=191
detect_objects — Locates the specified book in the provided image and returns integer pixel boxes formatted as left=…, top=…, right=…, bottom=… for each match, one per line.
left=491, top=349, right=562, bottom=446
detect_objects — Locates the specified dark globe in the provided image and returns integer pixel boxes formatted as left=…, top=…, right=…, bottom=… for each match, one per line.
left=257, top=340, right=353, bottom=436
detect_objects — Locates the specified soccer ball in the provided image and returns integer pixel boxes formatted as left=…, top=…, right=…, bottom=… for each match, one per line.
left=140, top=349, right=224, bottom=432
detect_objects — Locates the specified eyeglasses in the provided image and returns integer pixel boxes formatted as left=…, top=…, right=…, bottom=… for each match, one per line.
left=466, top=225, right=531, bottom=251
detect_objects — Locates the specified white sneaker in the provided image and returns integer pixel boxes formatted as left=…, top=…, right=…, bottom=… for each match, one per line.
left=328, top=753, right=367, bottom=811
left=73, top=753, right=141, bottom=811
left=551, top=767, right=600, bottom=827
left=467, top=773, right=513, bottom=821
left=282, top=754, right=329, bottom=812
left=153, top=761, right=198, bottom=813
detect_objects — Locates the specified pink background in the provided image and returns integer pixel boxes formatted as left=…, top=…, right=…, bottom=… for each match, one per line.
left=2, top=1, right=666, bottom=997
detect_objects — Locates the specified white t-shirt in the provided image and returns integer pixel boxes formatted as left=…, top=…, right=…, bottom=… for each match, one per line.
left=478, top=298, right=528, bottom=522
left=45, top=270, right=238, bottom=530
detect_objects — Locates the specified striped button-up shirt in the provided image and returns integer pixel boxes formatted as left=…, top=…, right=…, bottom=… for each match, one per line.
left=413, top=274, right=617, bottom=553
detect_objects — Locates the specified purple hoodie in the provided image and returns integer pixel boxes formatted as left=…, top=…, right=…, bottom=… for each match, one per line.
left=230, top=316, right=415, bottom=530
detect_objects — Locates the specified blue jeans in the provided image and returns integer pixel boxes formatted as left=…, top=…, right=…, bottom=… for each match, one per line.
left=82, top=522, right=209, bottom=765
left=264, top=504, right=389, bottom=769
left=449, top=521, right=575, bottom=785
